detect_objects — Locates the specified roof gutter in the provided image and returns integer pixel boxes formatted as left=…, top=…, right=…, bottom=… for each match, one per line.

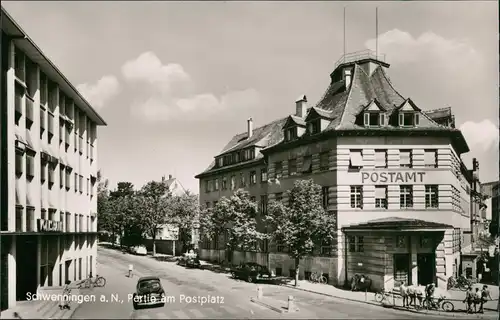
left=2, top=8, right=107, bottom=126
left=195, top=158, right=265, bottom=179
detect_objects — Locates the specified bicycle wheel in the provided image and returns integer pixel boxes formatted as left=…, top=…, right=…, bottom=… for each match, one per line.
left=318, top=276, right=327, bottom=284
left=96, top=277, right=106, bottom=287
left=374, top=292, right=385, bottom=303
left=441, top=301, right=454, bottom=312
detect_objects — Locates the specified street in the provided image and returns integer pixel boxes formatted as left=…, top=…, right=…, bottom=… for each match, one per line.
left=70, top=246, right=462, bottom=319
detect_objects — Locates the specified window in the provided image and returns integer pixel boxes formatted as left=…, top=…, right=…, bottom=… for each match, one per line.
left=274, top=162, right=283, bottom=179
left=322, top=186, right=329, bottom=209
left=60, top=165, right=65, bottom=189
left=400, top=185, right=413, bottom=208
left=40, top=72, right=48, bottom=106
left=260, top=168, right=267, bottom=183
left=357, top=236, right=364, bottom=252
left=424, top=149, right=438, bottom=168
left=260, top=195, right=268, bottom=214
left=363, top=112, right=385, bottom=127
left=350, top=186, right=363, bottom=209
left=65, top=170, right=71, bottom=191
left=15, top=150, right=23, bottom=176
left=425, top=185, right=439, bottom=208
left=396, top=235, right=407, bottom=248
left=230, top=175, right=236, bottom=190
left=319, top=152, right=329, bottom=171
left=309, top=120, right=320, bottom=135
left=214, top=179, right=219, bottom=191
left=399, top=149, right=412, bottom=168
left=302, top=156, right=312, bottom=173
left=48, top=164, right=55, bottom=186
left=374, top=149, right=387, bottom=168
left=375, top=186, right=388, bottom=208
left=275, top=193, right=283, bottom=202
left=74, top=173, right=78, bottom=192
left=26, top=207, right=34, bottom=232
left=249, top=171, right=256, bottom=185
left=87, top=178, right=90, bottom=196
left=285, top=127, right=297, bottom=141
left=399, top=112, right=419, bottom=127
left=222, top=176, right=227, bottom=190
left=14, top=48, right=25, bottom=81
left=216, top=157, right=223, bottom=167
left=240, top=173, right=246, bottom=187
left=349, top=150, right=363, bottom=169
left=288, top=159, right=297, bottom=176
left=40, top=160, right=46, bottom=183
left=320, top=239, right=332, bottom=256
left=348, top=236, right=359, bottom=252
left=79, top=175, right=83, bottom=193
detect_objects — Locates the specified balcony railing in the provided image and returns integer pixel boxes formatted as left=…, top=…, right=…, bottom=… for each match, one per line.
left=334, top=49, right=386, bottom=69
left=48, top=112, right=55, bottom=135
left=25, top=96, right=34, bottom=123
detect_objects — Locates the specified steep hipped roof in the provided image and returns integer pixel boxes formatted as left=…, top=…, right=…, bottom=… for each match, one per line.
left=197, top=56, right=469, bottom=177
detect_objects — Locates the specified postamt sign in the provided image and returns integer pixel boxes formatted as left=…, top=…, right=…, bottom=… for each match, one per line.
left=361, top=171, right=426, bottom=184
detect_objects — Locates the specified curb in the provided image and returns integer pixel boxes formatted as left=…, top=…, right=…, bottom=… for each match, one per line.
left=250, top=297, right=285, bottom=314
left=283, top=285, right=495, bottom=319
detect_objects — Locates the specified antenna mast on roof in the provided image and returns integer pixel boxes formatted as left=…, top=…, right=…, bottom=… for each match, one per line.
left=375, top=7, right=379, bottom=60
left=343, top=6, right=346, bottom=61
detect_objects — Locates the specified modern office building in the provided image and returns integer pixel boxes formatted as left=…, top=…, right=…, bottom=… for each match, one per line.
left=195, top=50, right=475, bottom=291
left=1, top=8, right=106, bottom=310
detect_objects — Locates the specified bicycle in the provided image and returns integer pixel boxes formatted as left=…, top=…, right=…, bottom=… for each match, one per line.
left=78, top=274, right=106, bottom=288
left=309, top=272, right=327, bottom=284
left=422, top=297, right=455, bottom=312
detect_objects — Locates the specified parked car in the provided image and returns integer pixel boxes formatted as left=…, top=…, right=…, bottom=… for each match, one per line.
left=231, top=262, right=272, bottom=283
left=132, top=276, right=166, bottom=309
left=177, top=255, right=201, bottom=268
left=130, top=246, right=148, bottom=255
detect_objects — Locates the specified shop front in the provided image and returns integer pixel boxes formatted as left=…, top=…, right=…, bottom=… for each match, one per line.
left=341, top=217, right=457, bottom=291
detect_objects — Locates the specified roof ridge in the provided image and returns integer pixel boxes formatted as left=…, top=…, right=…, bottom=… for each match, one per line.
left=335, top=64, right=358, bottom=130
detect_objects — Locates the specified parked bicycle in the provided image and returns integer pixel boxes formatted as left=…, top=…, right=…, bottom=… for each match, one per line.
left=309, top=271, right=327, bottom=284
left=78, top=274, right=106, bottom=288
left=447, top=275, right=474, bottom=291
left=422, top=296, right=455, bottom=312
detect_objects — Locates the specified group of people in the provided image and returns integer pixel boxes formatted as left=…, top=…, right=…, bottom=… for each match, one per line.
left=399, top=281, right=493, bottom=314
left=463, top=285, right=492, bottom=314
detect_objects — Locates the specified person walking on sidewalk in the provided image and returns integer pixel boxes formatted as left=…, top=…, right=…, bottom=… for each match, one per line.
left=463, top=286, right=474, bottom=313
left=59, top=280, right=72, bottom=310
left=479, top=285, right=492, bottom=313
left=424, top=283, right=436, bottom=309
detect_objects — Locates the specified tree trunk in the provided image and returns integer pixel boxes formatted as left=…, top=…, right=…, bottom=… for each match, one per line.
left=152, top=236, right=157, bottom=256
left=294, top=257, right=300, bottom=287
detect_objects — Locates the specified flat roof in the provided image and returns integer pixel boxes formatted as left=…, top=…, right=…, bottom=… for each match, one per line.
left=1, top=7, right=107, bottom=126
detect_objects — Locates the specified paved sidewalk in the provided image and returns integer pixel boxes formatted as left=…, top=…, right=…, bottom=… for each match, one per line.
left=282, top=280, right=498, bottom=318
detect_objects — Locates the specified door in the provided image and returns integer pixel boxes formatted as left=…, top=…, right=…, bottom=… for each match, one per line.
left=393, top=254, right=410, bottom=285
left=16, top=236, right=38, bottom=300
left=417, top=253, right=436, bottom=285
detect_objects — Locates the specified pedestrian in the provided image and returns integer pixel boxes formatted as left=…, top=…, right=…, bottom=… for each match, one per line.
left=400, top=281, right=409, bottom=308
left=425, top=283, right=436, bottom=308
left=59, top=280, right=71, bottom=310
left=128, top=264, right=133, bottom=277
left=463, top=285, right=474, bottom=313
left=479, top=285, right=492, bottom=313
left=473, top=287, right=481, bottom=313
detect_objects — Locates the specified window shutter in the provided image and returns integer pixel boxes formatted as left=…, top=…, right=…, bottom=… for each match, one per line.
left=379, top=113, right=385, bottom=126
left=363, top=113, right=369, bottom=126
left=414, top=113, right=420, bottom=126
left=398, top=113, right=404, bottom=126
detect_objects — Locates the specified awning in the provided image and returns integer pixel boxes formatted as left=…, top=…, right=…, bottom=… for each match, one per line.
left=342, top=217, right=453, bottom=232
left=350, top=151, right=363, bottom=167
left=14, top=126, right=27, bottom=145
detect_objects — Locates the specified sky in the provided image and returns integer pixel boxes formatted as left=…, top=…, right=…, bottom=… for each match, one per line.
left=3, top=1, right=498, bottom=194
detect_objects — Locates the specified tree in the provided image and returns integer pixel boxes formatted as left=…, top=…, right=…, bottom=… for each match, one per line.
left=138, top=180, right=171, bottom=256
left=167, top=191, right=199, bottom=252
left=201, top=189, right=264, bottom=260
left=265, top=179, right=338, bottom=287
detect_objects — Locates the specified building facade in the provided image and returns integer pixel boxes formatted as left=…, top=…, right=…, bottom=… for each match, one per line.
left=195, top=50, right=475, bottom=291
left=1, top=9, right=106, bottom=311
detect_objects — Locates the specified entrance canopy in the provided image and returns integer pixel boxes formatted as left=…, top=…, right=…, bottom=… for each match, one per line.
left=341, top=217, right=453, bottom=233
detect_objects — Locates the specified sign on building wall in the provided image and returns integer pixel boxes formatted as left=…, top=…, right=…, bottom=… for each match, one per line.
left=37, top=219, right=63, bottom=232
left=361, top=171, right=426, bottom=184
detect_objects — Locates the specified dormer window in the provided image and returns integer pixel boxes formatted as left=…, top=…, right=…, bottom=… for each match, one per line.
left=308, top=120, right=321, bottom=135
left=285, top=127, right=297, bottom=141
left=363, top=112, right=385, bottom=127
left=399, top=112, right=419, bottom=127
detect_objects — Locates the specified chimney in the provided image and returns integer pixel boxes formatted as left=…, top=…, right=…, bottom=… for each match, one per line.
left=295, top=95, right=307, bottom=118
left=247, top=118, right=253, bottom=138
left=169, top=174, right=173, bottom=180
left=162, top=175, right=165, bottom=182
left=344, top=69, right=352, bottom=88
